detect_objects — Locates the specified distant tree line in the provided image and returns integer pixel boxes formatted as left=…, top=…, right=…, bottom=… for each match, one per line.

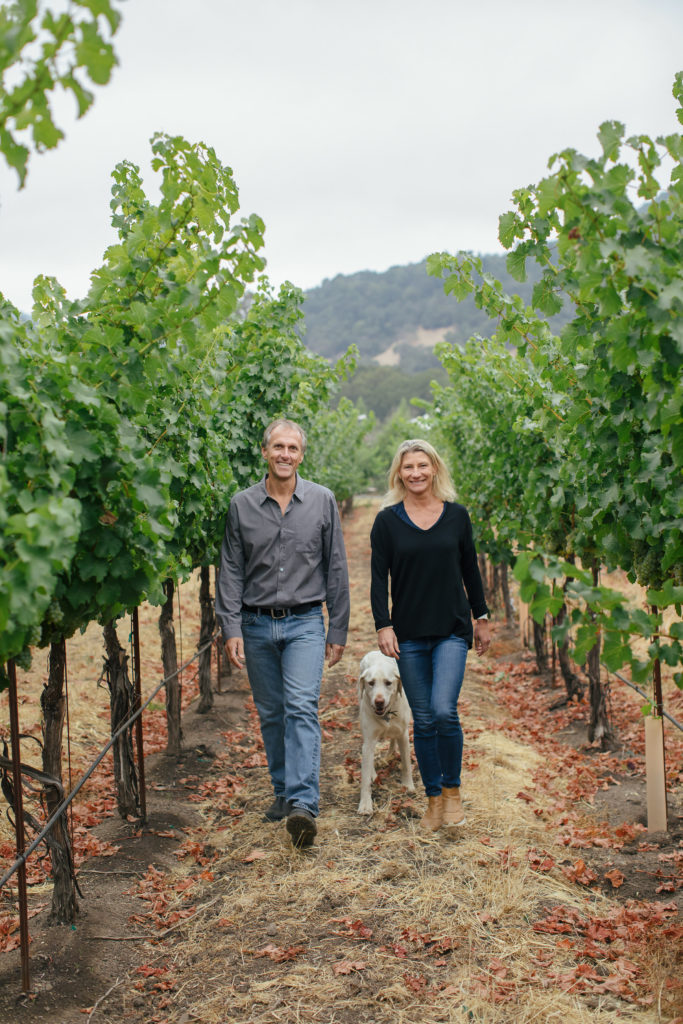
left=337, top=364, right=445, bottom=421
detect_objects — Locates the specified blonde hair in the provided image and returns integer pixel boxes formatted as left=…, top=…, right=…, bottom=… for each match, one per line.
left=381, top=438, right=456, bottom=508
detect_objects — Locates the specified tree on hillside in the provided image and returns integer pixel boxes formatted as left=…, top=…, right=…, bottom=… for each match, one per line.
left=339, top=364, right=445, bottom=421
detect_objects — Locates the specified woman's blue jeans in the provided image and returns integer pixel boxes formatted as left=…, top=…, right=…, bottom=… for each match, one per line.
left=241, top=607, right=326, bottom=816
left=397, top=634, right=468, bottom=797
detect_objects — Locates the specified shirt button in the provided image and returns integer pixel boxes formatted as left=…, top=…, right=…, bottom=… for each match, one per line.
left=279, top=567, right=284, bottom=572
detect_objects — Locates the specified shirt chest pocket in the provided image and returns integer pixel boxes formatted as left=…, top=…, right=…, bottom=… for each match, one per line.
left=288, top=522, right=323, bottom=557
left=295, top=533, right=322, bottom=557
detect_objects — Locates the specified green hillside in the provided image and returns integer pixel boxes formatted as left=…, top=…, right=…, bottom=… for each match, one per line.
left=300, top=253, right=547, bottom=367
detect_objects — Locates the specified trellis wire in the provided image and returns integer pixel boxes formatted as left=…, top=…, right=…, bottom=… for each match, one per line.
left=0, top=628, right=220, bottom=893
left=604, top=666, right=683, bottom=733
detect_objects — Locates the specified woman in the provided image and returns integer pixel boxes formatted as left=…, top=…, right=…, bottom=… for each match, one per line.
left=370, top=439, right=491, bottom=832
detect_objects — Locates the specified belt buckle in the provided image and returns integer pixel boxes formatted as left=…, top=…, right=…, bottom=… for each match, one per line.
left=271, top=608, right=287, bottom=619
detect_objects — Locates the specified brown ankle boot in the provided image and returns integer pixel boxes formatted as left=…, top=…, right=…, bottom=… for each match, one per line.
left=442, top=786, right=465, bottom=828
left=419, top=794, right=443, bottom=831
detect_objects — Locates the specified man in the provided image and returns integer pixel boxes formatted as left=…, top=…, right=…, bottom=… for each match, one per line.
left=216, top=419, right=350, bottom=849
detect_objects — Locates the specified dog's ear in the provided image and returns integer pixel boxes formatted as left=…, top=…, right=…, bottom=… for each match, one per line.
left=394, top=668, right=403, bottom=694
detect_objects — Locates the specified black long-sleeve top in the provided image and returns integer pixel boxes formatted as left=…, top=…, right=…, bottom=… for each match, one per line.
left=370, top=502, right=488, bottom=646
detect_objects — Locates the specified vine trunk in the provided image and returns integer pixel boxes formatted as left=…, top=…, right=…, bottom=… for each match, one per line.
left=533, top=617, right=548, bottom=676
left=554, top=601, right=584, bottom=702
left=41, top=640, right=78, bottom=924
left=587, top=564, right=616, bottom=750
left=102, top=621, right=140, bottom=818
left=499, top=563, right=514, bottom=624
left=160, top=578, right=182, bottom=756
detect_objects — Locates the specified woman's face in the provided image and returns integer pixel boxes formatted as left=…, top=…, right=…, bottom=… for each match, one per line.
left=398, top=450, right=436, bottom=497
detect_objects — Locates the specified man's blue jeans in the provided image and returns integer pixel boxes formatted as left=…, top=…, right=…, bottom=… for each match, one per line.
left=397, top=634, right=468, bottom=797
left=241, top=607, right=326, bottom=816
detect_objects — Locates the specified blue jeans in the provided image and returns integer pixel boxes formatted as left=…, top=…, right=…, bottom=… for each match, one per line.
left=397, top=634, right=468, bottom=797
left=241, top=607, right=326, bottom=816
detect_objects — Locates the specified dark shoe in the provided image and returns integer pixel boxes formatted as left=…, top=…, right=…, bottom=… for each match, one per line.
left=286, top=807, right=317, bottom=848
left=263, top=795, right=292, bottom=822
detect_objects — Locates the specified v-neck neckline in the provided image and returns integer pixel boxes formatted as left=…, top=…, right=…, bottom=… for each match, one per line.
left=396, top=501, right=446, bottom=532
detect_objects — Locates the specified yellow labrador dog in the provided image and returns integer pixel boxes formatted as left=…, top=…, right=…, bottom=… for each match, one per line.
left=357, top=651, right=415, bottom=815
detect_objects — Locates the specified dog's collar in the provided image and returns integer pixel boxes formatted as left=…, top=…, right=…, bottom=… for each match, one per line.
left=374, top=708, right=397, bottom=721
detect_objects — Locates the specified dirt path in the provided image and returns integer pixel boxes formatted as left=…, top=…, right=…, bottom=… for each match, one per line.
left=0, top=501, right=681, bottom=1024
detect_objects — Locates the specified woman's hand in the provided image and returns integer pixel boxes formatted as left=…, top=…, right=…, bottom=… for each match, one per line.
left=474, top=618, right=491, bottom=656
left=377, top=626, right=400, bottom=659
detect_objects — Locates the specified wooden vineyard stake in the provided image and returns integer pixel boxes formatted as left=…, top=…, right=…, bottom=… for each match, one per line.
left=645, top=714, right=668, bottom=832
left=645, top=647, right=668, bottom=833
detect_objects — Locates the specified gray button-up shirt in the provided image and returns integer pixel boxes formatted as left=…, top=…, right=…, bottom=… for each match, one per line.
left=215, top=475, right=350, bottom=646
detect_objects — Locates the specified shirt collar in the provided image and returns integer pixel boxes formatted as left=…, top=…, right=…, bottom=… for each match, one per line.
left=292, top=474, right=305, bottom=501
left=259, top=473, right=305, bottom=504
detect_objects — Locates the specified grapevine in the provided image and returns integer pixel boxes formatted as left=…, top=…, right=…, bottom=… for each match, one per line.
left=427, top=73, right=683, bottom=707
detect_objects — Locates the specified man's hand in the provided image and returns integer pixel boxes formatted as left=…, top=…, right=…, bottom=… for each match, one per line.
left=326, top=643, right=345, bottom=667
left=376, top=626, right=400, bottom=659
left=226, top=637, right=245, bottom=670
left=474, top=618, right=491, bottom=656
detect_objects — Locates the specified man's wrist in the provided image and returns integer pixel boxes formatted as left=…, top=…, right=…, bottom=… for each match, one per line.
left=327, top=630, right=347, bottom=646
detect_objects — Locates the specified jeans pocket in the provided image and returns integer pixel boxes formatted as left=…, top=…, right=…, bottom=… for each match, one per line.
left=241, top=612, right=258, bottom=627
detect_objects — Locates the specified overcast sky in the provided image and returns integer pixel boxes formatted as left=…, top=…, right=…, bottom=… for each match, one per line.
left=1, top=0, right=682, bottom=312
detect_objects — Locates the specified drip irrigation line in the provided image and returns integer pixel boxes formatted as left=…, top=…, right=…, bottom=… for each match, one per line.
left=0, top=629, right=221, bottom=892
left=604, top=665, right=683, bottom=733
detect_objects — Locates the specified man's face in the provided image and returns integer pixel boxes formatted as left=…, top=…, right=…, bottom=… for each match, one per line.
left=262, top=426, right=304, bottom=483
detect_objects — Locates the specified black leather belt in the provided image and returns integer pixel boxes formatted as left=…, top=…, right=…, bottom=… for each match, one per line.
left=242, top=601, right=322, bottom=619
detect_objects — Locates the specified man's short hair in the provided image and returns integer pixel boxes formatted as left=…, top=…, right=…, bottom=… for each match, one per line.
left=262, top=418, right=307, bottom=454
